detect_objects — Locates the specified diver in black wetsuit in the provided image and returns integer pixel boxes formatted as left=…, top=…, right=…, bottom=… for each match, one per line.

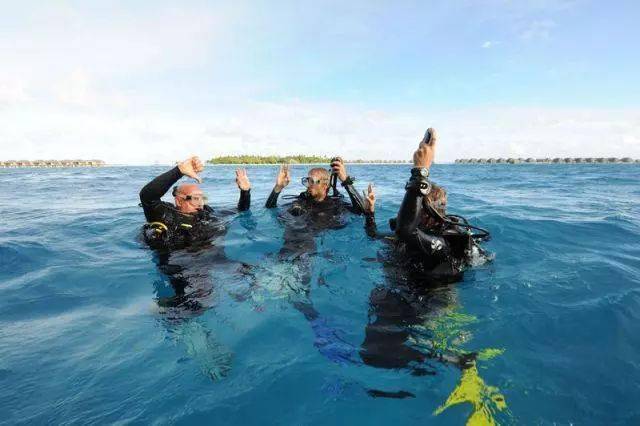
left=358, top=128, right=489, bottom=386
left=265, top=158, right=365, bottom=217
left=140, top=156, right=251, bottom=249
left=264, top=158, right=366, bottom=363
left=362, top=128, right=487, bottom=282
left=139, top=156, right=254, bottom=380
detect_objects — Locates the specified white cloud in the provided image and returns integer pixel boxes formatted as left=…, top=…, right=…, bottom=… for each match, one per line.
left=0, top=78, right=30, bottom=105
left=0, top=3, right=230, bottom=104
left=1, top=101, right=638, bottom=164
left=0, top=2, right=637, bottom=165
left=520, top=19, right=556, bottom=41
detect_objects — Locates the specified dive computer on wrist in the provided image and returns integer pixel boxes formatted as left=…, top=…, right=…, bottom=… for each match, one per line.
left=410, top=167, right=429, bottom=179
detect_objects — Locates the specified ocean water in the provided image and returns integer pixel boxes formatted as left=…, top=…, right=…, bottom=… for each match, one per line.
left=0, top=164, right=639, bottom=425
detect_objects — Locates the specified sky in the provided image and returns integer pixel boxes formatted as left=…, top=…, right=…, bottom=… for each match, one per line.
left=0, top=0, right=639, bottom=164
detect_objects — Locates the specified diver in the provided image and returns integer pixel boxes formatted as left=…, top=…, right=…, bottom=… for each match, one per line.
left=139, top=156, right=254, bottom=380
left=262, top=158, right=367, bottom=363
left=265, top=157, right=365, bottom=216
left=358, top=128, right=490, bottom=389
left=362, top=128, right=488, bottom=282
left=140, top=155, right=251, bottom=249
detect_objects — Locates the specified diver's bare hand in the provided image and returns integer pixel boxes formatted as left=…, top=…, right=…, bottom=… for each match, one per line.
left=330, top=157, right=348, bottom=182
left=235, top=168, right=251, bottom=191
left=363, top=183, right=376, bottom=214
left=178, top=156, right=205, bottom=183
left=274, top=164, right=291, bottom=192
left=413, top=128, right=437, bottom=169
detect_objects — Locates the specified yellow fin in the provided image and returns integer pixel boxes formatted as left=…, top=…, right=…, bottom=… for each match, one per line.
left=434, top=363, right=507, bottom=425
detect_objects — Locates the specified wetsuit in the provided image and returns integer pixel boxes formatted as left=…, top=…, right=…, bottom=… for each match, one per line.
left=139, top=167, right=255, bottom=380
left=139, top=166, right=250, bottom=248
left=360, top=172, right=481, bottom=377
left=265, top=176, right=366, bottom=363
left=364, top=179, right=474, bottom=282
left=265, top=176, right=365, bottom=217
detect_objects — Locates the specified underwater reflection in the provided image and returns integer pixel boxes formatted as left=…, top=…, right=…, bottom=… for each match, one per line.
left=249, top=202, right=359, bottom=364
left=147, top=228, right=256, bottom=381
left=361, top=246, right=509, bottom=425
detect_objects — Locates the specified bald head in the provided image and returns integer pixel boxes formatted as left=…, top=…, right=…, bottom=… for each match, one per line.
left=175, top=183, right=201, bottom=197
left=174, top=183, right=205, bottom=214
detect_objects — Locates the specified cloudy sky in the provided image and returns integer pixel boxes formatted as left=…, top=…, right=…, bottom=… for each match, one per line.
left=0, top=0, right=638, bottom=164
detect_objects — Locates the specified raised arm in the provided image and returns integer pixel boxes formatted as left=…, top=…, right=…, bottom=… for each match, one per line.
left=265, top=164, right=291, bottom=208
left=235, top=168, right=252, bottom=211
left=140, top=166, right=183, bottom=208
left=394, top=129, right=449, bottom=257
left=362, top=183, right=382, bottom=238
left=140, top=156, right=204, bottom=221
left=330, top=157, right=366, bottom=214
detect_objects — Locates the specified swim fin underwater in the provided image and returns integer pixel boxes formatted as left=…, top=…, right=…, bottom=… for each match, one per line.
left=434, top=361, right=507, bottom=426
left=421, top=310, right=510, bottom=425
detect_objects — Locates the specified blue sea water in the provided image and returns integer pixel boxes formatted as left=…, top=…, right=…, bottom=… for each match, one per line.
left=0, top=164, right=639, bottom=425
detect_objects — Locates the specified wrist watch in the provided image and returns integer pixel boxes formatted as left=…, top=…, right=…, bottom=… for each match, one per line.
left=410, top=167, right=429, bottom=179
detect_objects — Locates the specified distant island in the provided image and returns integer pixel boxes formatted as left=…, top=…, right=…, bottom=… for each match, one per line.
left=0, top=160, right=106, bottom=168
left=455, top=157, right=639, bottom=164
left=208, top=155, right=409, bottom=164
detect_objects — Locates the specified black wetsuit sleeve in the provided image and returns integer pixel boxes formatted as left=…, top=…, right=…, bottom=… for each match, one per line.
left=364, top=212, right=378, bottom=238
left=238, top=189, right=251, bottom=211
left=395, top=186, right=450, bottom=258
left=140, top=166, right=183, bottom=222
left=341, top=178, right=366, bottom=214
left=363, top=212, right=394, bottom=239
left=265, top=189, right=281, bottom=208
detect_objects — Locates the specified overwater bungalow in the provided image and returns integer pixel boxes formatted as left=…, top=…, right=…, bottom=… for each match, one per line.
left=1, top=159, right=106, bottom=168
left=452, top=157, right=637, bottom=165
